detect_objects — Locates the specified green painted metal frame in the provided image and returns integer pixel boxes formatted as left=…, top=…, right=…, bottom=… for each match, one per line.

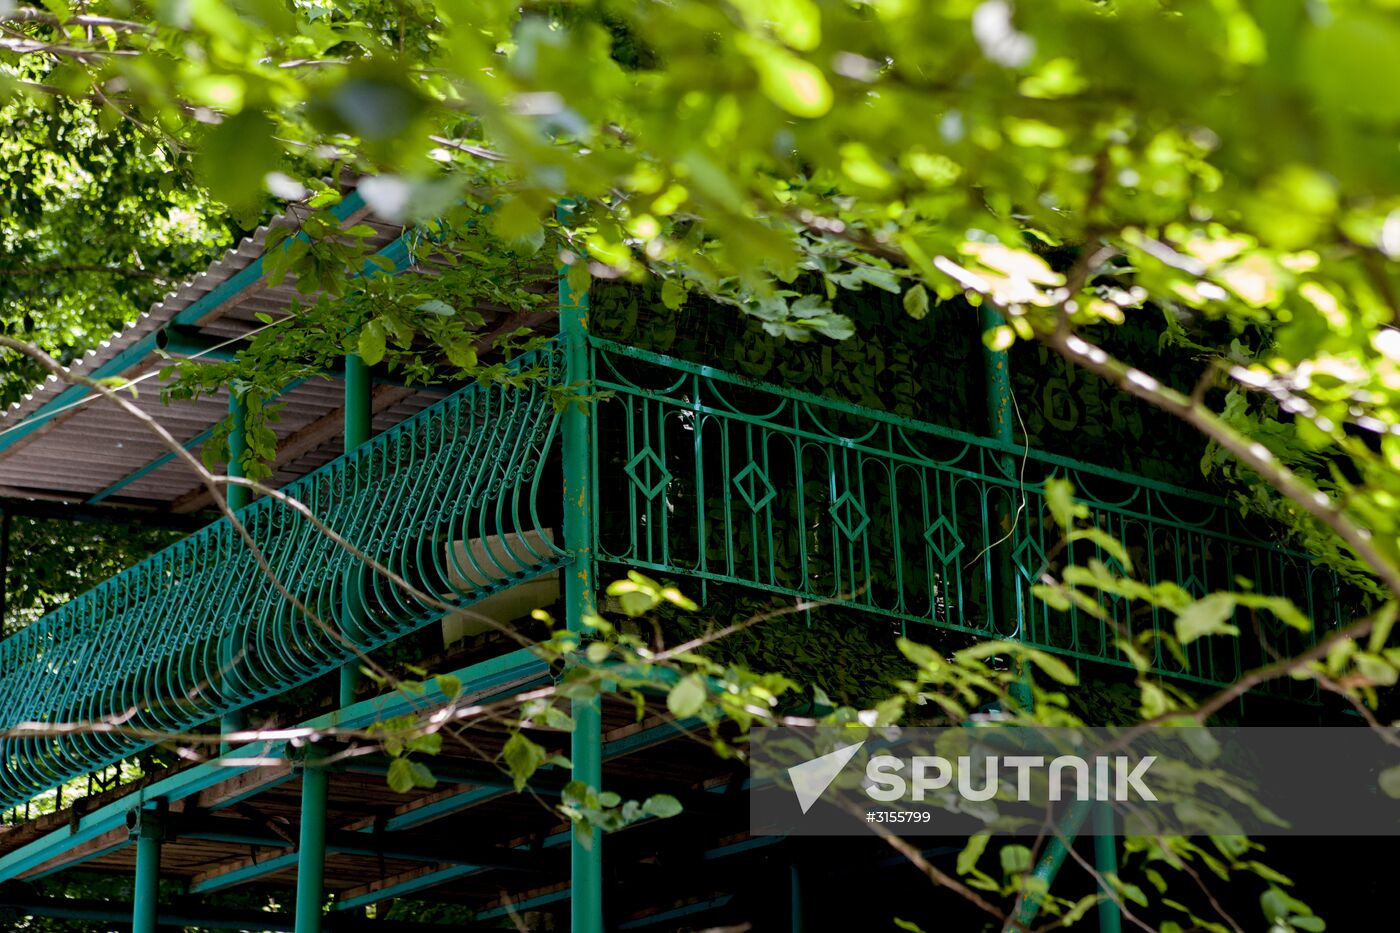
left=329, top=718, right=694, bottom=912
left=559, top=212, right=605, bottom=933
left=0, top=343, right=567, bottom=810
left=339, top=353, right=372, bottom=707
left=0, top=646, right=549, bottom=884
left=295, top=747, right=329, bottom=933
left=589, top=336, right=1340, bottom=690
left=130, top=807, right=161, bottom=933
left=0, top=235, right=1354, bottom=932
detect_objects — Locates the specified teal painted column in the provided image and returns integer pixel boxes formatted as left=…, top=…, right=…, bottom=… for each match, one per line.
left=560, top=206, right=603, bottom=933
left=1094, top=803, right=1123, bottom=933
left=131, top=810, right=162, bottom=933
left=980, top=306, right=1032, bottom=712
left=980, top=306, right=1015, bottom=448
left=294, top=751, right=329, bottom=933
left=227, top=391, right=250, bottom=511
left=339, top=354, right=371, bottom=707
left=222, top=392, right=249, bottom=754
left=1006, top=797, right=1093, bottom=932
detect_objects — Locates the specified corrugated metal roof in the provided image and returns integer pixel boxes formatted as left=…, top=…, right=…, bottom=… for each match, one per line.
left=0, top=187, right=538, bottom=512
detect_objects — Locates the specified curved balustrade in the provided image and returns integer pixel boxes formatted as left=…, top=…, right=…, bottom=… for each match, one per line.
left=590, top=338, right=1344, bottom=691
left=0, top=344, right=567, bottom=809
left=0, top=334, right=1349, bottom=810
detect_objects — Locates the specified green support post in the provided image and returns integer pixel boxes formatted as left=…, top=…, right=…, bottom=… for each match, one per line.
left=222, top=393, right=249, bottom=753
left=294, top=751, right=329, bottom=933
left=339, top=354, right=372, bottom=707
left=560, top=204, right=603, bottom=933
left=1094, top=803, right=1123, bottom=933
left=980, top=306, right=1032, bottom=712
left=227, top=391, right=250, bottom=511
left=1006, top=797, right=1093, bottom=932
left=131, top=809, right=162, bottom=933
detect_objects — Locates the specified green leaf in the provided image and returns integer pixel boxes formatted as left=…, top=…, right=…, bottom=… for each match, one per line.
left=359, top=319, right=388, bottom=366
left=417, top=299, right=455, bottom=316
left=196, top=111, right=280, bottom=211
left=1174, top=594, right=1240, bottom=644
left=1368, top=602, right=1397, bottom=653
left=1380, top=764, right=1400, bottom=799
left=667, top=673, right=708, bottom=718
left=543, top=706, right=576, bottom=732
left=661, top=278, right=686, bottom=311
left=566, top=260, right=591, bottom=301
left=1000, top=844, right=1032, bottom=876
left=502, top=732, right=549, bottom=791
left=1044, top=477, right=1089, bottom=530
left=406, top=731, right=442, bottom=755
left=957, top=833, right=989, bottom=875
left=434, top=674, right=462, bottom=699
left=902, top=283, right=929, bottom=320
left=386, top=757, right=415, bottom=794
left=1068, top=527, right=1133, bottom=574
left=1024, top=648, right=1078, bottom=686
left=444, top=341, right=478, bottom=370
left=643, top=793, right=683, bottom=818
left=744, top=39, right=833, bottom=118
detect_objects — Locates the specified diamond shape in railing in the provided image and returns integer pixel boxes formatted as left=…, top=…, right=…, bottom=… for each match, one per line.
left=732, top=462, right=777, bottom=512
left=924, top=515, right=965, bottom=564
left=830, top=490, right=870, bottom=540
left=624, top=448, right=671, bottom=500
left=1014, top=536, right=1049, bottom=583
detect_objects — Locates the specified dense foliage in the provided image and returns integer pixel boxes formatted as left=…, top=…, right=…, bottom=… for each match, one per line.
left=4, top=2, right=1400, bottom=931
left=0, top=87, right=230, bottom=406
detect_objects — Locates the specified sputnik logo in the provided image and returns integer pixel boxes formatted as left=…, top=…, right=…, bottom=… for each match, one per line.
left=788, top=741, right=865, bottom=814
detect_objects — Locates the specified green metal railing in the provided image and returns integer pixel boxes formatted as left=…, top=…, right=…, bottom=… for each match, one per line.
left=0, top=344, right=566, bottom=809
left=590, top=338, right=1342, bottom=690
left=0, top=334, right=1348, bottom=810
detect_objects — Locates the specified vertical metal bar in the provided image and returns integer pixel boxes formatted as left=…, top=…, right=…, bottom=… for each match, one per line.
left=294, top=753, right=329, bottom=933
left=560, top=203, right=603, bottom=933
left=131, top=811, right=161, bottom=933
left=1094, top=803, right=1123, bottom=933
left=221, top=393, right=248, bottom=753
left=340, top=354, right=372, bottom=707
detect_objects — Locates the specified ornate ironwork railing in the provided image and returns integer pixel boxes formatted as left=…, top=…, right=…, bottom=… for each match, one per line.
left=0, top=344, right=567, bottom=809
left=0, top=333, right=1348, bottom=809
left=590, top=338, right=1343, bottom=691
